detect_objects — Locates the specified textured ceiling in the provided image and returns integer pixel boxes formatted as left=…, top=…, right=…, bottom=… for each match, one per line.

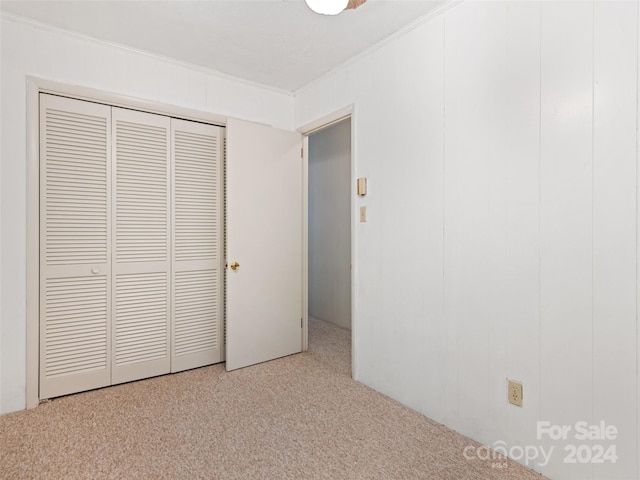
left=1, top=0, right=445, bottom=91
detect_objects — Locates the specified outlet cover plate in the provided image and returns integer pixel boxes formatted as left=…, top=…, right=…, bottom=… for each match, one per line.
left=508, top=380, right=523, bottom=407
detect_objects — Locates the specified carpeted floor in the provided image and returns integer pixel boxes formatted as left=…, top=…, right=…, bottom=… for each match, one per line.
left=0, top=317, right=545, bottom=480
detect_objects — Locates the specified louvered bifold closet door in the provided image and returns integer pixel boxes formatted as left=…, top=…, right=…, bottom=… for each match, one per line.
left=40, top=94, right=112, bottom=399
left=171, top=120, right=223, bottom=372
left=112, top=108, right=171, bottom=384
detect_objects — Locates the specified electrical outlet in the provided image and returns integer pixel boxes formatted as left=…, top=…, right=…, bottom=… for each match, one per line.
left=508, top=380, right=523, bottom=407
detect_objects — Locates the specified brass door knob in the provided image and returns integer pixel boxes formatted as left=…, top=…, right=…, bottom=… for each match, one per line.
left=230, top=262, right=240, bottom=271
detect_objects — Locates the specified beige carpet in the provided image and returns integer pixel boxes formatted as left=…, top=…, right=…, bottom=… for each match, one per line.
left=0, top=318, right=545, bottom=480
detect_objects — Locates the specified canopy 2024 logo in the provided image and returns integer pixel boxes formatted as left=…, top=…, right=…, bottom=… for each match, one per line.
left=463, top=421, right=618, bottom=468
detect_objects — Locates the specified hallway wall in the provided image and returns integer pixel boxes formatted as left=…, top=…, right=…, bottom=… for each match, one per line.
left=308, top=120, right=351, bottom=330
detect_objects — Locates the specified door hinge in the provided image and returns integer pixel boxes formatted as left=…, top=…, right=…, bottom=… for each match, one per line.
left=301, top=317, right=303, bottom=328
left=301, top=147, right=304, bottom=158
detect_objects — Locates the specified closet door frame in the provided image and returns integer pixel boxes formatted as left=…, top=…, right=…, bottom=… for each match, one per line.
left=26, top=77, right=227, bottom=408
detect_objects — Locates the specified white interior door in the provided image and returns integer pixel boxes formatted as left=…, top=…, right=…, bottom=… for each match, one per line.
left=40, top=94, right=112, bottom=399
left=226, top=118, right=303, bottom=371
left=111, top=107, right=171, bottom=385
left=171, top=119, right=223, bottom=372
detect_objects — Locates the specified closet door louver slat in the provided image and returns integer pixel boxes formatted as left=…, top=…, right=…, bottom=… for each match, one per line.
left=171, top=120, right=223, bottom=373
left=112, top=108, right=171, bottom=385
left=40, top=94, right=112, bottom=399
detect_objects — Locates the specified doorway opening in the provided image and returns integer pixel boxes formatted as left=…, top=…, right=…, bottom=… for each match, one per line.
left=307, top=118, right=352, bottom=376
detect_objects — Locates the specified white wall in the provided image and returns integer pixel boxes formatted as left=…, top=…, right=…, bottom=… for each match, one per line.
left=295, top=2, right=639, bottom=479
left=308, top=119, right=351, bottom=330
left=0, top=14, right=294, bottom=415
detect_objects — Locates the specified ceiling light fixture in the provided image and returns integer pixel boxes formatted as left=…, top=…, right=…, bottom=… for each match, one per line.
left=304, top=0, right=349, bottom=15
